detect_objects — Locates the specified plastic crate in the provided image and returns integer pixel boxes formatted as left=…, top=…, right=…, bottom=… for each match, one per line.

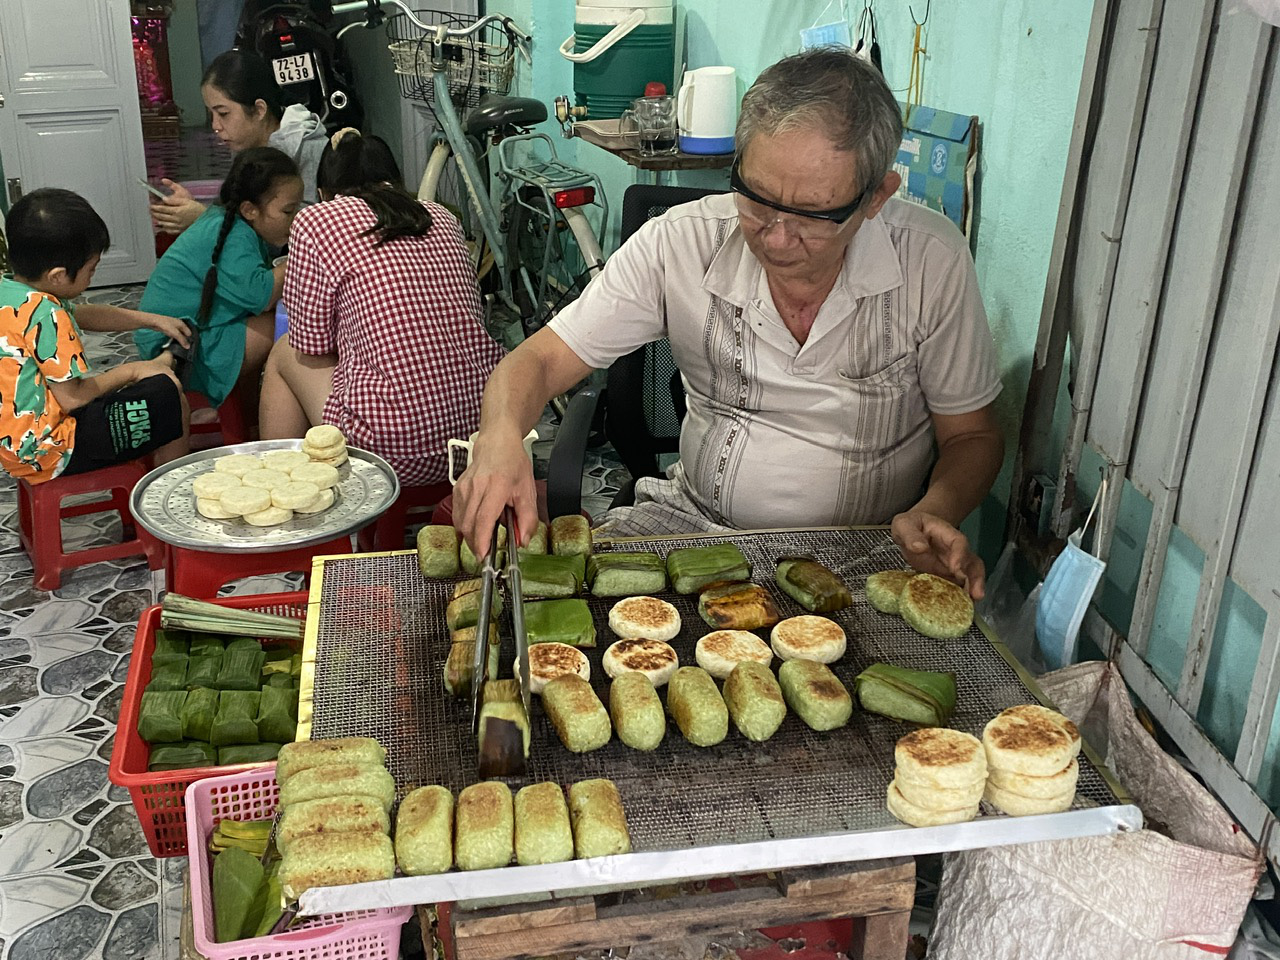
left=187, top=767, right=410, bottom=960
left=108, top=591, right=309, bottom=858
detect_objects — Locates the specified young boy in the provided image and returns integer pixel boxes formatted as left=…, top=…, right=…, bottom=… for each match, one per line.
left=0, top=188, right=190, bottom=483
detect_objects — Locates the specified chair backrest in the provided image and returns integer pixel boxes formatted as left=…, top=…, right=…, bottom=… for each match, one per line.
left=606, top=184, right=725, bottom=481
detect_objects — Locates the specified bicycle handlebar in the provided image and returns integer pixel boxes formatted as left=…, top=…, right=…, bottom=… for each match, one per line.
left=330, top=0, right=530, bottom=43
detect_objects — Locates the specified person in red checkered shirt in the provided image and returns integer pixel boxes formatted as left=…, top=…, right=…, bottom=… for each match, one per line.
left=259, top=129, right=505, bottom=485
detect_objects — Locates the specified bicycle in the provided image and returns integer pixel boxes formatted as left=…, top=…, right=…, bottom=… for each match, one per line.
left=333, top=2, right=608, bottom=343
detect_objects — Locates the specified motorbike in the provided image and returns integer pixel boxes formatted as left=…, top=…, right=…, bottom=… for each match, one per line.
left=235, top=0, right=366, bottom=131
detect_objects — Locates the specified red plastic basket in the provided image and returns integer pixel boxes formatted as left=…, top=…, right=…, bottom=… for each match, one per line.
left=108, top=591, right=309, bottom=858
left=187, top=767, right=410, bottom=960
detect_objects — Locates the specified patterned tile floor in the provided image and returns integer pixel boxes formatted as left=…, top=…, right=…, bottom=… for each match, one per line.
left=0, top=283, right=624, bottom=959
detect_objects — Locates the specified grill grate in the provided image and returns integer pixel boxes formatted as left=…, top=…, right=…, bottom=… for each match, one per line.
left=308, top=529, right=1122, bottom=853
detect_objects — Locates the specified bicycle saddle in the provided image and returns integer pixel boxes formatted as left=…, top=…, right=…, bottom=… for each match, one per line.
left=464, top=94, right=549, bottom=135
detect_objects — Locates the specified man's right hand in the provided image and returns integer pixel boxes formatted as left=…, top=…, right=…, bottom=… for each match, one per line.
left=150, top=180, right=206, bottom=234
left=452, top=429, right=539, bottom=559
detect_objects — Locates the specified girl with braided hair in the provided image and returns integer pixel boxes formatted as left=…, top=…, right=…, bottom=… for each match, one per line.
left=136, top=147, right=303, bottom=418
left=259, top=129, right=504, bottom=486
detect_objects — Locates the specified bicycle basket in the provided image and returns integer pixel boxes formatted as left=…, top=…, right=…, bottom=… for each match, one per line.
left=388, top=10, right=515, bottom=112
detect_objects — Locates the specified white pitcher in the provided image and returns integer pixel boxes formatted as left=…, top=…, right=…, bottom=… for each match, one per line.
left=677, top=66, right=737, bottom=155
left=447, top=430, right=538, bottom=485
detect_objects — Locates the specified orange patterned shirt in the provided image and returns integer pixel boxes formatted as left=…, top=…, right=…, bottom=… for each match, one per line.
left=0, top=277, right=90, bottom=482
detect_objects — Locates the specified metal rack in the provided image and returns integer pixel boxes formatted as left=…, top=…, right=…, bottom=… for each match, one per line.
left=296, top=528, right=1141, bottom=914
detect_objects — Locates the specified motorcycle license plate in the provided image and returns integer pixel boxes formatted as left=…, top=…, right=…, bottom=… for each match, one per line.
left=273, top=53, right=314, bottom=86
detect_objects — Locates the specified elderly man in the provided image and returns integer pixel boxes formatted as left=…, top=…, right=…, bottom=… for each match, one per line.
left=454, top=48, right=1003, bottom=597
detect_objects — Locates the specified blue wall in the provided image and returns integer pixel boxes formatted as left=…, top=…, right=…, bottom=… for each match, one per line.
left=490, top=0, right=1094, bottom=565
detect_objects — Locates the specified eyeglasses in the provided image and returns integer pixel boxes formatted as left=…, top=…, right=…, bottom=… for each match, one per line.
left=729, top=156, right=872, bottom=240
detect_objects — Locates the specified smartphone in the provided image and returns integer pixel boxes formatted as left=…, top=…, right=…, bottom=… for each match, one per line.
left=137, top=178, right=168, bottom=201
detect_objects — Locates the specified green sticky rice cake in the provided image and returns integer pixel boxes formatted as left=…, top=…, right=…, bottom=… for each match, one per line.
left=455, top=781, right=514, bottom=870
left=282, top=794, right=392, bottom=857
left=898, top=574, right=974, bottom=639
left=550, top=514, right=592, bottom=557
left=514, top=782, right=574, bottom=866
left=608, top=673, right=666, bottom=751
left=723, top=661, right=787, bottom=742
left=416, top=525, right=460, bottom=578
left=864, top=570, right=916, bottom=614
left=568, top=779, right=631, bottom=859
left=666, top=667, right=728, bottom=747
left=542, top=675, right=611, bottom=752
left=778, top=659, right=853, bottom=731
left=279, top=762, right=395, bottom=812
left=394, top=786, right=454, bottom=875
left=276, top=737, right=386, bottom=784
left=279, top=831, right=394, bottom=900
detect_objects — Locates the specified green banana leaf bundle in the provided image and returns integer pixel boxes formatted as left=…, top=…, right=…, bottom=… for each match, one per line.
left=212, top=847, right=264, bottom=943
left=211, top=691, right=261, bottom=746
left=151, top=629, right=190, bottom=665
left=775, top=557, right=853, bottom=612
left=445, top=586, right=504, bottom=631
left=698, top=582, right=782, bottom=630
left=255, top=685, right=297, bottom=744
left=853, top=662, right=957, bottom=726
left=443, top=625, right=501, bottom=697
left=666, top=543, right=752, bottom=594
left=148, top=740, right=216, bottom=771
left=518, top=552, right=585, bottom=598
left=185, top=655, right=222, bottom=690
left=263, top=672, right=297, bottom=689
left=188, top=633, right=226, bottom=658
left=146, top=659, right=188, bottom=692
left=181, top=686, right=219, bottom=742
left=218, top=742, right=283, bottom=766
left=524, top=598, right=596, bottom=647
left=216, top=645, right=266, bottom=692
left=587, top=552, right=667, bottom=597
left=138, top=690, right=187, bottom=743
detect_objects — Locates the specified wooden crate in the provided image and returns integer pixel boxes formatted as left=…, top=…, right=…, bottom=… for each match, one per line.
left=429, top=858, right=915, bottom=960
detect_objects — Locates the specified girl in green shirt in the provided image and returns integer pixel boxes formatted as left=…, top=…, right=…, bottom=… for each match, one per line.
left=136, top=147, right=302, bottom=410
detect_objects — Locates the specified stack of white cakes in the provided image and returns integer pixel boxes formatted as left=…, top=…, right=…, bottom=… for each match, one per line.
left=982, top=705, right=1081, bottom=815
left=887, top=727, right=986, bottom=826
left=190, top=428, right=346, bottom=526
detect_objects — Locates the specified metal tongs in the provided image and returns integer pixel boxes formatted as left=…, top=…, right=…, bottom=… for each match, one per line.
left=471, top=507, right=531, bottom=778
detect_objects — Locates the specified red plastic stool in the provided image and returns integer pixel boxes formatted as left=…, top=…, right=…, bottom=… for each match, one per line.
left=186, top=386, right=251, bottom=448
left=17, top=461, right=166, bottom=591
left=357, top=481, right=452, bottom=552
left=165, top=534, right=352, bottom=598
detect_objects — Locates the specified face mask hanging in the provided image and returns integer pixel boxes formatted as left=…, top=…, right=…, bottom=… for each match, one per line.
left=1035, top=477, right=1108, bottom=672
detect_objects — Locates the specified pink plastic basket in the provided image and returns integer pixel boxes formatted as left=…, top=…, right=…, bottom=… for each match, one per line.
left=186, top=766, right=411, bottom=960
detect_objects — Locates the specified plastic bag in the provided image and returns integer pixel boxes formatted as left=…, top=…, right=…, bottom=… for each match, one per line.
left=929, top=661, right=1261, bottom=959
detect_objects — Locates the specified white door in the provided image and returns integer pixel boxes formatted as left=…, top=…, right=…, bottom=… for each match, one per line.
left=0, top=0, right=156, bottom=286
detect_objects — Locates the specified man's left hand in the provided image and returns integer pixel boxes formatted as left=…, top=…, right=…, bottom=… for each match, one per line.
left=891, top=510, right=985, bottom=600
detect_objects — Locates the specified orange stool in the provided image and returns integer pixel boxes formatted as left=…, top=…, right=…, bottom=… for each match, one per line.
left=357, top=481, right=452, bottom=552
left=186, top=387, right=251, bottom=448
left=164, top=534, right=353, bottom=599
left=17, top=461, right=166, bottom=591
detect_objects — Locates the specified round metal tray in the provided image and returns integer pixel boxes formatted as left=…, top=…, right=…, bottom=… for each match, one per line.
left=131, top=439, right=401, bottom=553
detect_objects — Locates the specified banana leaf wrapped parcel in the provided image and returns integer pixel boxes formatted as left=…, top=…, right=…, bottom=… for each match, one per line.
left=853, top=662, right=957, bottom=725
left=666, top=544, right=752, bottom=595
left=775, top=557, right=853, bottom=612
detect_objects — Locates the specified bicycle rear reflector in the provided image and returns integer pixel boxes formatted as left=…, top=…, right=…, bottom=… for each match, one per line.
left=553, top=186, right=596, bottom=209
